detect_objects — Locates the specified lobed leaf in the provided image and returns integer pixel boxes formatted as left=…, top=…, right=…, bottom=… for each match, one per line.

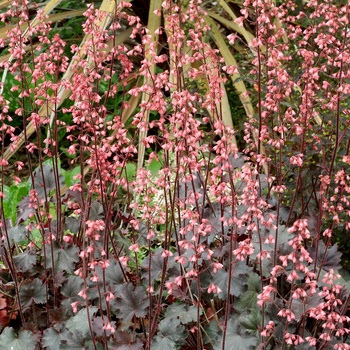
left=214, top=318, right=258, bottom=350
left=152, top=317, right=186, bottom=350
left=114, top=283, right=148, bottom=323
left=309, top=241, right=342, bottom=272
left=0, top=328, right=35, bottom=350
left=44, top=242, right=80, bottom=273
left=211, top=261, right=252, bottom=299
left=66, top=307, right=98, bottom=336
left=32, top=163, right=65, bottom=198
left=19, top=278, right=46, bottom=309
left=164, top=304, right=200, bottom=325
left=13, top=251, right=36, bottom=272
left=112, top=331, right=144, bottom=350
left=42, top=328, right=66, bottom=350
left=239, top=310, right=261, bottom=334
left=235, top=273, right=261, bottom=312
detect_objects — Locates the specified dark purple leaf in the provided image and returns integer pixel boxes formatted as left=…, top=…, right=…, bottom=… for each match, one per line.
left=176, top=172, right=204, bottom=202
left=151, top=337, right=177, bottom=350
left=61, top=276, right=84, bottom=299
left=7, top=224, right=27, bottom=247
left=43, top=242, right=79, bottom=273
left=211, top=262, right=251, bottom=299
left=202, top=202, right=232, bottom=238
left=111, top=331, right=143, bottom=350
left=65, top=216, right=81, bottom=235
left=88, top=200, right=104, bottom=220
left=17, top=196, right=36, bottom=224
left=97, top=258, right=124, bottom=285
left=92, top=316, right=116, bottom=337
left=141, top=248, right=178, bottom=286
left=164, top=304, right=199, bottom=324
left=66, top=307, right=98, bottom=335
left=0, top=328, right=36, bottom=350
left=235, top=273, right=261, bottom=312
left=214, top=318, right=257, bottom=350
left=228, top=153, right=245, bottom=169
left=60, top=329, right=90, bottom=350
left=13, top=251, right=36, bottom=272
left=33, top=164, right=64, bottom=197
left=53, top=271, right=67, bottom=288
left=19, top=278, right=46, bottom=309
left=309, top=241, right=342, bottom=271
left=152, top=318, right=186, bottom=350
left=290, top=292, right=323, bottom=321
left=60, top=276, right=84, bottom=312
left=43, top=328, right=65, bottom=350
left=114, top=283, right=148, bottom=323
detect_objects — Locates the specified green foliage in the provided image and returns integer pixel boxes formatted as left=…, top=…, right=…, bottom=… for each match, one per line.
left=149, top=158, right=162, bottom=176
left=3, top=182, right=30, bottom=224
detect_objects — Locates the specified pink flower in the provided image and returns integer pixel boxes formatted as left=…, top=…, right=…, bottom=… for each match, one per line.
left=278, top=309, right=295, bottom=322
left=233, top=239, right=254, bottom=261
left=71, top=301, right=80, bottom=313
left=161, top=250, right=173, bottom=258
left=290, top=154, right=304, bottom=167
left=208, top=283, right=222, bottom=294
left=129, top=243, right=140, bottom=253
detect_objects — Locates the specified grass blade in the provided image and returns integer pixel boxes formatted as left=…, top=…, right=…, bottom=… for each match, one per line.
left=137, top=0, right=162, bottom=170
left=204, top=15, right=267, bottom=173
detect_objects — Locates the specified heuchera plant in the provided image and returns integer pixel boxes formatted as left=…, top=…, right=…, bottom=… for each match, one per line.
left=0, top=0, right=349, bottom=349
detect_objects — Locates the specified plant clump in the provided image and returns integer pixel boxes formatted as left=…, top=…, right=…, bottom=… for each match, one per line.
left=0, top=0, right=349, bottom=349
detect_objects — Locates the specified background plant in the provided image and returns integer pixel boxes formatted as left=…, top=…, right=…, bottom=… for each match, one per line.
left=0, top=0, right=349, bottom=349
